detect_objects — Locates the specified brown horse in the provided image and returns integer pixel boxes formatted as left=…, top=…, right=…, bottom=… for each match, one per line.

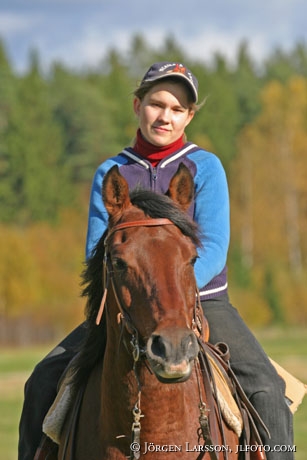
left=58, top=164, right=245, bottom=460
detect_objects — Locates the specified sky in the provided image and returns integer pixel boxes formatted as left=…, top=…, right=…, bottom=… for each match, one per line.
left=1, top=0, right=307, bottom=73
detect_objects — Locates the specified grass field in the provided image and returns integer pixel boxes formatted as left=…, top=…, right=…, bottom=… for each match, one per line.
left=1, top=328, right=306, bottom=460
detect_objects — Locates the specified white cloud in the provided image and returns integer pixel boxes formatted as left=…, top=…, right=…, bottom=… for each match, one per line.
left=36, top=28, right=130, bottom=70
left=38, top=26, right=167, bottom=70
left=0, top=12, right=42, bottom=35
left=181, top=29, right=270, bottom=65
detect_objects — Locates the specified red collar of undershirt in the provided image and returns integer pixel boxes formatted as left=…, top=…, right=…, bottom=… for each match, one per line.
left=133, top=129, right=185, bottom=166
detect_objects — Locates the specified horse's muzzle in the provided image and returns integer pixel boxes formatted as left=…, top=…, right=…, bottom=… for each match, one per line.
left=146, top=328, right=199, bottom=383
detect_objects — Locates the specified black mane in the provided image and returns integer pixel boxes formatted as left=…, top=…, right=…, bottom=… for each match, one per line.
left=70, top=188, right=200, bottom=392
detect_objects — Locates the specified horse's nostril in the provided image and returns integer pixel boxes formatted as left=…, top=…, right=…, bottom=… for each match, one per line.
left=185, top=334, right=198, bottom=359
left=185, top=334, right=194, bottom=349
left=151, top=335, right=166, bottom=359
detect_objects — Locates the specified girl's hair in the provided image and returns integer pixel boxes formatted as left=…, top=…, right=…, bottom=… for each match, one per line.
left=133, top=77, right=204, bottom=112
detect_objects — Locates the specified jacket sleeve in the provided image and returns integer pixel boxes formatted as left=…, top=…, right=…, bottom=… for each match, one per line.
left=191, top=151, right=230, bottom=288
left=85, top=161, right=114, bottom=260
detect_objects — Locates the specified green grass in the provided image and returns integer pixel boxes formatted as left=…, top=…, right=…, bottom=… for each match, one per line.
left=0, top=393, right=24, bottom=460
left=1, top=329, right=306, bottom=460
left=253, top=327, right=307, bottom=460
left=0, top=345, right=51, bottom=460
left=0, top=347, right=51, bottom=374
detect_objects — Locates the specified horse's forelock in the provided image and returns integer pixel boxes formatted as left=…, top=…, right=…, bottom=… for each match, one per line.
left=130, top=188, right=200, bottom=246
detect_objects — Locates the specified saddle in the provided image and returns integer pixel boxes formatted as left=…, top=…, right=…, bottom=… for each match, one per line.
left=197, top=339, right=269, bottom=460
left=34, top=342, right=269, bottom=460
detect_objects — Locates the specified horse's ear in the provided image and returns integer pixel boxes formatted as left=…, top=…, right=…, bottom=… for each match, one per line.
left=166, top=163, right=194, bottom=211
left=102, top=165, right=131, bottom=218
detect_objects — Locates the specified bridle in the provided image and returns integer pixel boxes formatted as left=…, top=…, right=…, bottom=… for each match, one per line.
left=95, top=216, right=204, bottom=340
left=95, top=217, right=210, bottom=460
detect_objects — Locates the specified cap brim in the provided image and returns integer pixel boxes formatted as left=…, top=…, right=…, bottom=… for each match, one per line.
left=143, top=73, right=198, bottom=103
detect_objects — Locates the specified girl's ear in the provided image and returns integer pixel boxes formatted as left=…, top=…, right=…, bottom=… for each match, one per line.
left=133, top=97, right=141, bottom=117
left=185, top=109, right=195, bottom=128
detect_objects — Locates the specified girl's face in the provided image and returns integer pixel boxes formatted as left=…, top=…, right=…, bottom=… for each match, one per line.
left=133, top=81, right=195, bottom=147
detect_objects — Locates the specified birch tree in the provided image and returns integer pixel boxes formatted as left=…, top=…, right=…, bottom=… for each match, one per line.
left=234, top=77, right=307, bottom=275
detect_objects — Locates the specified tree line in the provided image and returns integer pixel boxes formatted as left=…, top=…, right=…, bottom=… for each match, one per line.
left=1, top=34, right=307, bottom=341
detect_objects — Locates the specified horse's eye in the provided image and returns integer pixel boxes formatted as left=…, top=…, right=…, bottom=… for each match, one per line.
left=112, top=258, right=127, bottom=272
left=190, top=256, right=198, bottom=267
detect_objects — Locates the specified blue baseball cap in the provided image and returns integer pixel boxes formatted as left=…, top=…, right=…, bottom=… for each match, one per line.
left=140, top=61, right=198, bottom=103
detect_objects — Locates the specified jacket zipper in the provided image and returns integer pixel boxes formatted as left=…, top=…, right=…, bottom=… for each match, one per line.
left=151, top=166, right=157, bottom=191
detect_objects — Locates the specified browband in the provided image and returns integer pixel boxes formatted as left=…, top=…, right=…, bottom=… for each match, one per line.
left=104, top=218, right=173, bottom=246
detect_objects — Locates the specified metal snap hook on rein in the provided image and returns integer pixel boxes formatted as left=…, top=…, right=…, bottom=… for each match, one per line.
left=130, top=333, right=140, bottom=362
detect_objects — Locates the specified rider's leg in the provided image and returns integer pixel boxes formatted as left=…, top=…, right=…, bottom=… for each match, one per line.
left=18, top=322, right=87, bottom=460
left=202, top=294, right=294, bottom=460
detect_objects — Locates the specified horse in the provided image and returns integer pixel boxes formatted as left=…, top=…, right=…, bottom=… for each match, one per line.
left=56, top=164, right=262, bottom=460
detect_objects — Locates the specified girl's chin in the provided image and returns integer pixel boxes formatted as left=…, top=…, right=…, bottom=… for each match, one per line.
left=148, top=131, right=172, bottom=146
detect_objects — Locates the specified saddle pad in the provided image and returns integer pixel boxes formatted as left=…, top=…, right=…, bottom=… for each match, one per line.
left=207, top=352, right=243, bottom=437
left=270, top=358, right=307, bottom=414
left=42, top=370, right=73, bottom=444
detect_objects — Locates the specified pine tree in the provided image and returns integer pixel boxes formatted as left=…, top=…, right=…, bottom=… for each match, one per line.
left=2, top=50, right=72, bottom=223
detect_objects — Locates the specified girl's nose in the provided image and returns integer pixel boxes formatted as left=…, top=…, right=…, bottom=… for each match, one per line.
left=158, top=108, right=171, bottom=122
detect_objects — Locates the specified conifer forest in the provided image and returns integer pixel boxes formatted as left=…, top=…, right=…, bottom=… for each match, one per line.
left=1, top=35, right=307, bottom=343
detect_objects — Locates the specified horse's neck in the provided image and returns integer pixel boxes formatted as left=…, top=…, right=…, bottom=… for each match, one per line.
left=101, top=343, right=202, bottom=438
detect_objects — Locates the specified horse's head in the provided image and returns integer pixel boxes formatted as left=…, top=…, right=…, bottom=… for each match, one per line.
left=101, top=163, right=205, bottom=383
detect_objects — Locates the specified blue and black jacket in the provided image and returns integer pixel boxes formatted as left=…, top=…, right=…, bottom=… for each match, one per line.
left=86, top=142, right=229, bottom=301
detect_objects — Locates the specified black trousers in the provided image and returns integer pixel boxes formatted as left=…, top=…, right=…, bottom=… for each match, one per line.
left=18, top=295, right=293, bottom=460
left=203, top=295, right=293, bottom=460
left=18, top=323, right=87, bottom=460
